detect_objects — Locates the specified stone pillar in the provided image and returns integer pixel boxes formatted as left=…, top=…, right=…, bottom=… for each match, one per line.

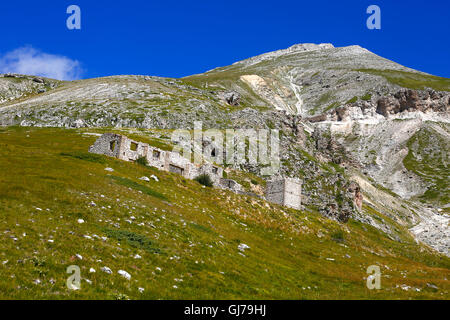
left=283, top=178, right=302, bottom=210
left=266, top=177, right=302, bottom=210
left=117, top=135, right=128, bottom=160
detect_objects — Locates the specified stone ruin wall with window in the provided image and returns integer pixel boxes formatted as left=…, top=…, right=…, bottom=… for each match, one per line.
left=88, top=133, right=223, bottom=185
left=89, top=133, right=302, bottom=210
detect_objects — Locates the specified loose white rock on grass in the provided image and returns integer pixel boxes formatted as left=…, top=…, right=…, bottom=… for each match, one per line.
left=238, top=244, right=250, bottom=252
left=118, top=270, right=131, bottom=280
left=101, top=266, right=112, bottom=274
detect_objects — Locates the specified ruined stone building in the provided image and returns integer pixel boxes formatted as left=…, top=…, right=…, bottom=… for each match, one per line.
left=89, top=133, right=223, bottom=185
left=89, top=133, right=302, bottom=210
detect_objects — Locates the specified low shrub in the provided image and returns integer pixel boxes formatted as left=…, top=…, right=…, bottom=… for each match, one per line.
left=194, top=174, right=213, bottom=187
left=110, top=175, right=168, bottom=200
left=331, top=230, right=345, bottom=243
left=136, top=156, right=148, bottom=166
left=60, top=151, right=106, bottom=164
left=104, top=228, right=162, bottom=254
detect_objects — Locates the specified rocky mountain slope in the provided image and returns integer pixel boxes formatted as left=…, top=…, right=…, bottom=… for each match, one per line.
left=0, top=74, right=61, bottom=104
left=0, top=43, right=448, bottom=267
left=1, top=43, right=448, bottom=128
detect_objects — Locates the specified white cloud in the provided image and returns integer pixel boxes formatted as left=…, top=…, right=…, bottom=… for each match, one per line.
left=0, top=47, right=83, bottom=81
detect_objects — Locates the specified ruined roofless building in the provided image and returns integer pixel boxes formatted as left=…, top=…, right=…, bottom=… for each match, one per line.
left=88, top=133, right=223, bottom=185
left=89, top=133, right=302, bottom=210
left=265, top=177, right=302, bottom=210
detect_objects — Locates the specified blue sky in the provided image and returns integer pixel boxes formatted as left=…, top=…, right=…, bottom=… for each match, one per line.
left=0, top=0, right=449, bottom=80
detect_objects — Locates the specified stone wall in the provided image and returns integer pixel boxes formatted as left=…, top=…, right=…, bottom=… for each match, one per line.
left=88, top=133, right=123, bottom=158
left=89, top=133, right=223, bottom=185
left=266, top=179, right=285, bottom=206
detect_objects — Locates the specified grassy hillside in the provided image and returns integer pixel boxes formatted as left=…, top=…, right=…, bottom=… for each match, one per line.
left=0, top=127, right=448, bottom=299
left=403, top=124, right=450, bottom=207
left=356, top=69, right=450, bottom=92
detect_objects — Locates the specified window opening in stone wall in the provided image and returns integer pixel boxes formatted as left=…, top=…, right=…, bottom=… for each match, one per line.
left=130, top=142, right=138, bottom=151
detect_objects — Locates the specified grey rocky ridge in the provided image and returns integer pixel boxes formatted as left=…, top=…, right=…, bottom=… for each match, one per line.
left=0, top=43, right=448, bottom=255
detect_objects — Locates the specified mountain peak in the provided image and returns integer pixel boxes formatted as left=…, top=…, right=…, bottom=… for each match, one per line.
left=287, top=43, right=335, bottom=52
left=232, top=43, right=335, bottom=67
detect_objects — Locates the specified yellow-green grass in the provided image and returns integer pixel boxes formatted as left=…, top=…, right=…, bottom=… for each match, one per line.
left=355, top=69, right=450, bottom=92
left=403, top=126, right=449, bottom=206
left=0, top=126, right=448, bottom=300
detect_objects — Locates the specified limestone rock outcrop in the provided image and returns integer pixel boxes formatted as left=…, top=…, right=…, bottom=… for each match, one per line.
left=217, top=91, right=241, bottom=106
left=376, top=89, right=450, bottom=116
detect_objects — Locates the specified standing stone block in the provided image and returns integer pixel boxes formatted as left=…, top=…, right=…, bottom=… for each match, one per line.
left=266, top=177, right=302, bottom=210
